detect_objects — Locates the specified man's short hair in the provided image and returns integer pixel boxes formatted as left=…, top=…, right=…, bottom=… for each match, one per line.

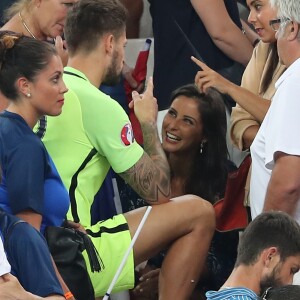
left=235, top=211, right=300, bottom=267
left=65, top=0, right=127, bottom=55
left=270, top=0, right=300, bottom=23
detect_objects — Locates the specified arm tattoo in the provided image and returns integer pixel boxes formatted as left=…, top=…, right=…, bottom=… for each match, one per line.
left=120, top=123, right=171, bottom=203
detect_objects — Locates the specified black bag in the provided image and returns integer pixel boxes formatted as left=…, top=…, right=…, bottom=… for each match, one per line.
left=45, top=226, right=103, bottom=300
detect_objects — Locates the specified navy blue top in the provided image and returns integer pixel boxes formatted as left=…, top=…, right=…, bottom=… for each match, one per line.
left=0, top=111, right=69, bottom=233
left=0, top=211, right=64, bottom=297
left=149, top=0, right=244, bottom=109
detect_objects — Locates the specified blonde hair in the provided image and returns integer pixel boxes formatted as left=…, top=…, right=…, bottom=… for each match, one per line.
left=1, top=34, right=19, bottom=49
left=3, top=0, right=31, bottom=22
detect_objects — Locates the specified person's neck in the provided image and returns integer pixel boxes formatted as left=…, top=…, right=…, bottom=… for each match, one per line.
left=281, top=44, right=300, bottom=68
left=6, top=102, right=39, bottom=129
left=18, top=11, right=46, bottom=40
left=67, top=54, right=104, bottom=88
left=168, top=153, right=194, bottom=180
left=221, top=265, right=261, bottom=295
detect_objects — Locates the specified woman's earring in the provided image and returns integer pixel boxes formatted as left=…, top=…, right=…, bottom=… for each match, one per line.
left=27, top=93, right=31, bottom=98
left=200, top=141, right=204, bottom=154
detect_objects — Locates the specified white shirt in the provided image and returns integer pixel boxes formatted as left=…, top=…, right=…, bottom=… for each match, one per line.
left=250, top=58, right=300, bottom=223
left=0, top=235, right=11, bottom=276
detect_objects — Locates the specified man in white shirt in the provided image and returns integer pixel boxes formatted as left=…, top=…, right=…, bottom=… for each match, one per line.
left=250, top=1, right=300, bottom=283
left=250, top=0, right=300, bottom=223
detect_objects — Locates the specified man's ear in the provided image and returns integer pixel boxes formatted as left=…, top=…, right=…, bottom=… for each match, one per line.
left=288, top=22, right=299, bottom=41
left=104, top=34, right=114, bottom=55
left=262, top=247, right=279, bottom=267
left=16, top=77, right=31, bottom=98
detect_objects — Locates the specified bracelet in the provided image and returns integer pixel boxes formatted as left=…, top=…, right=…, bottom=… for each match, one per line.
left=253, top=38, right=260, bottom=47
left=65, top=291, right=73, bottom=299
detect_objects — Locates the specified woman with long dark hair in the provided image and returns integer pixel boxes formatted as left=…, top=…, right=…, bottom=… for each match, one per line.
left=162, top=85, right=228, bottom=203
left=120, top=84, right=238, bottom=299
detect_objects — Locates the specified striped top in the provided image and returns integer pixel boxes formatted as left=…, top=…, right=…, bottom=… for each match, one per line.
left=206, top=287, right=258, bottom=300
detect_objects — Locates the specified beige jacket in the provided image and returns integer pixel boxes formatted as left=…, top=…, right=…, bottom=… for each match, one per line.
left=230, top=41, right=285, bottom=150
left=230, top=42, right=285, bottom=206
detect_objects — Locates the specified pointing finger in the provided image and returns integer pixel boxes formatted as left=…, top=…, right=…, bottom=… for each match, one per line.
left=144, top=76, right=154, bottom=96
left=191, top=56, right=209, bottom=71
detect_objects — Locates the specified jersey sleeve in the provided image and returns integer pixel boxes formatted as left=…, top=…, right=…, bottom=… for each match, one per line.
left=82, top=95, right=144, bottom=174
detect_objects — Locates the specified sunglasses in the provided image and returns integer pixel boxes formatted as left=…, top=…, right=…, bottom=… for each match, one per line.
left=269, top=18, right=291, bottom=32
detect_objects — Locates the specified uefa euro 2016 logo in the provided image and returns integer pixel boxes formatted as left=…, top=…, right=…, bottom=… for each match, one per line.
left=120, top=123, right=135, bottom=146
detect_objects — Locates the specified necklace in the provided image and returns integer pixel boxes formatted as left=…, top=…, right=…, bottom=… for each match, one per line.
left=18, top=12, right=37, bottom=39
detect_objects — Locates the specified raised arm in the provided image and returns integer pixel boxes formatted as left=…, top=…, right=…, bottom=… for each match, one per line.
left=192, top=56, right=271, bottom=122
left=119, top=78, right=171, bottom=204
left=230, top=42, right=282, bottom=150
left=191, top=0, right=253, bottom=66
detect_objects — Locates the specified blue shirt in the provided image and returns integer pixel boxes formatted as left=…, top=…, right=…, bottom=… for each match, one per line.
left=0, top=111, right=69, bottom=232
left=0, top=211, right=63, bottom=297
left=206, top=287, right=258, bottom=300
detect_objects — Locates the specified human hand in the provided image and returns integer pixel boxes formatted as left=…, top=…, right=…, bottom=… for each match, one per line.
left=123, top=63, right=144, bottom=92
left=129, top=77, right=157, bottom=125
left=191, top=56, right=233, bottom=94
left=55, top=36, right=68, bottom=67
left=0, top=274, right=32, bottom=300
left=65, top=220, right=86, bottom=233
left=132, top=268, right=160, bottom=299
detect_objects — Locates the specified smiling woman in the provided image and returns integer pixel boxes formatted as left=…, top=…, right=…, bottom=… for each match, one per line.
left=162, top=84, right=228, bottom=201
left=120, top=85, right=229, bottom=211
left=117, top=84, right=239, bottom=299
